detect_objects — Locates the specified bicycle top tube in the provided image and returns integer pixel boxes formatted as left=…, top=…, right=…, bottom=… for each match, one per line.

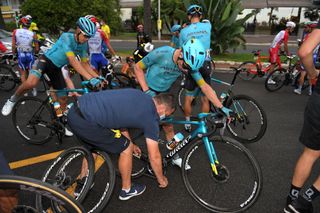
left=47, top=81, right=90, bottom=94
left=162, top=112, right=221, bottom=126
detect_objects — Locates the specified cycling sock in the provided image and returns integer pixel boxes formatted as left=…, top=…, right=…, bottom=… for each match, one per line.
left=10, top=94, right=18, bottom=102
left=289, top=184, right=301, bottom=200
left=302, top=185, right=320, bottom=202
left=298, top=85, right=302, bottom=90
left=122, top=188, right=130, bottom=193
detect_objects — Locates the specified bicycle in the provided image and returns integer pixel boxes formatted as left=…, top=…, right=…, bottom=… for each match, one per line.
left=265, top=55, right=306, bottom=92
left=178, top=67, right=267, bottom=143
left=0, top=175, right=85, bottom=213
left=11, top=81, right=91, bottom=145
left=38, top=142, right=116, bottom=212
left=238, top=49, right=282, bottom=80
left=0, top=52, right=21, bottom=91
left=129, top=112, right=262, bottom=212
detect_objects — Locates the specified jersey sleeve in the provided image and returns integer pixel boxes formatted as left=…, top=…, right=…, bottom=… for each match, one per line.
left=61, top=34, right=76, bottom=57
left=143, top=116, right=160, bottom=141
left=190, top=70, right=206, bottom=87
left=283, top=31, right=289, bottom=43
left=138, top=49, right=158, bottom=69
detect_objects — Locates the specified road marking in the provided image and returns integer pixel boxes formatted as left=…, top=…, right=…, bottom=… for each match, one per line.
left=9, top=150, right=64, bottom=169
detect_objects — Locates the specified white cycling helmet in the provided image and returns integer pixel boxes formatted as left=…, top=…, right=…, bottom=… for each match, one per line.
left=144, top=42, right=154, bottom=52
left=286, top=21, right=296, bottom=28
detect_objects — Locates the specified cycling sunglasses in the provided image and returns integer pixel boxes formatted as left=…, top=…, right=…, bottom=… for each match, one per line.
left=188, top=7, right=202, bottom=15
left=178, top=56, right=192, bottom=71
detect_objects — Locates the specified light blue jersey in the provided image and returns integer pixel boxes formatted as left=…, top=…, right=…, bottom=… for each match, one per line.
left=137, top=46, right=181, bottom=92
left=45, top=32, right=88, bottom=68
left=171, top=36, right=180, bottom=48
left=179, top=21, right=211, bottom=51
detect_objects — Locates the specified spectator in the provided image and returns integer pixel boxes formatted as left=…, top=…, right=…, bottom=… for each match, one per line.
left=100, top=19, right=110, bottom=39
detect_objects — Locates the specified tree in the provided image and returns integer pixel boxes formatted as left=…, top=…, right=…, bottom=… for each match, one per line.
left=143, top=0, right=152, bottom=34
left=20, top=0, right=121, bottom=35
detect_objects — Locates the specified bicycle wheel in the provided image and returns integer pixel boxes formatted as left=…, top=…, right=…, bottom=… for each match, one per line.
left=265, top=68, right=287, bottom=92
left=0, top=175, right=84, bottom=213
left=12, top=97, right=54, bottom=145
left=226, top=94, right=267, bottom=143
left=238, top=61, right=258, bottom=80
left=182, top=136, right=262, bottom=212
left=0, top=65, right=17, bottom=91
left=81, top=150, right=115, bottom=213
left=178, top=87, right=201, bottom=115
left=110, top=73, right=136, bottom=89
left=36, top=147, right=95, bottom=211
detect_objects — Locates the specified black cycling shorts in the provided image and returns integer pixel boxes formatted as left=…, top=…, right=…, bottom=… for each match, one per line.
left=67, top=105, right=130, bottom=154
left=184, top=60, right=212, bottom=91
left=34, top=55, right=67, bottom=90
left=299, top=91, right=320, bottom=150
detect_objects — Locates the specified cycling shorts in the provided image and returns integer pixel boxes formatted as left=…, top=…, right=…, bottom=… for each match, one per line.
left=30, top=55, right=66, bottom=90
left=184, top=60, right=212, bottom=93
left=67, top=105, right=130, bottom=154
left=90, top=53, right=109, bottom=71
left=299, top=90, right=320, bottom=150
left=269, top=48, right=280, bottom=65
left=17, top=52, right=35, bottom=71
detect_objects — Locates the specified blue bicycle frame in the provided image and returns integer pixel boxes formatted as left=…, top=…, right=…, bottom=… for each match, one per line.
left=162, top=112, right=223, bottom=175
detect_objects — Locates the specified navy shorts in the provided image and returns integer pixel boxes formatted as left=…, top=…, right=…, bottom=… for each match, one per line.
left=67, top=105, right=130, bottom=154
left=299, top=91, right=320, bottom=150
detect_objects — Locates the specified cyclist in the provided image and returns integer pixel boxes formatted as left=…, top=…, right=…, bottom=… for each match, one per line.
left=170, top=24, right=181, bottom=48
left=179, top=4, right=213, bottom=132
left=67, top=89, right=173, bottom=200
left=85, top=15, right=120, bottom=78
left=294, top=21, right=318, bottom=96
left=136, top=24, right=152, bottom=48
left=100, top=19, right=110, bottom=39
left=284, top=20, right=320, bottom=213
left=134, top=38, right=232, bottom=168
left=2, top=17, right=102, bottom=136
left=268, top=21, right=296, bottom=84
left=12, top=17, right=39, bottom=96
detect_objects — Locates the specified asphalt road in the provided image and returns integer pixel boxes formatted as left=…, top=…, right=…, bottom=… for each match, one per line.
left=0, top=71, right=319, bottom=212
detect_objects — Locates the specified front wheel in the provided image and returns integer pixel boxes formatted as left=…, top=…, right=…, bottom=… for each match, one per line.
left=182, top=136, right=262, bottom=212
left=12, top=97, right=54, bottom=145
left=226, top=95, right=267, bottom=143
left=265, top=68, right=287, bottom=92
left=238, top=61, right=258, bottom=80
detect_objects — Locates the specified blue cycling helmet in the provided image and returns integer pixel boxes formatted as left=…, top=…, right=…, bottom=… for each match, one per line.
left=76, top=17, right=96, bottom=37
left=182, top=38, right=206, bottom=71
left=187, top=4, right=203, bottom=15
left=171, top=24, right=181, bottom=33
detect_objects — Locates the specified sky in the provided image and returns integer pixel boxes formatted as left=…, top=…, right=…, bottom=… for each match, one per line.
left=239, top=7, right=311, bottom=23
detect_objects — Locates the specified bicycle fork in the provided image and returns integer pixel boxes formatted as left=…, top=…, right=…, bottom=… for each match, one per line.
left=202, top=136, right=219, bottom=175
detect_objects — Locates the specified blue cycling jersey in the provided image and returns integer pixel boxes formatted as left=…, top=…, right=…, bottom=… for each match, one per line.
left=171, top=36, right=180, bottom=48
left=179, top=21, right=212, bottom=51
left=45, top=32, right=88, bottom=68
left=138, top=46, right=181, bottom=92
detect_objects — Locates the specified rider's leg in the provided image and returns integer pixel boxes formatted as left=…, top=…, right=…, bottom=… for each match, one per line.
left=119, top=142, right=134, bottom=190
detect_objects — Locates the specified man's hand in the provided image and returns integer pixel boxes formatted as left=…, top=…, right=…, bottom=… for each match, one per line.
left=220, top=106, right=233, bottom=117
left=158, top=176, right=168, bottom=188
left=89, top=77, right=101, bottom=88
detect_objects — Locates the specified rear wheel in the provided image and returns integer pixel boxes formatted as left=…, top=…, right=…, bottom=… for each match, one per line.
left=182, top=136, right=262, bottom=212
left=36, top=146, right=95, bottom=211
left=12, top=97, right=54, bottom=145
left=226, top=95, right=267, bottom=143
left=238, top=61, right=258, bottom=80
left=0, top=65, right=17, bottom=91
left=265, top=68, right=287, bottom=92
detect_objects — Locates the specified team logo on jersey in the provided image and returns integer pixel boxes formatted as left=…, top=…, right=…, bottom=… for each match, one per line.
left=111, top=129, right=121, bottom=138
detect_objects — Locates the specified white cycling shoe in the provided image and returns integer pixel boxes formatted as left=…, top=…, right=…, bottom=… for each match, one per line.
left=2, top=99, right=15, bottom=116
left=65, top=127, right=73, bottom=137
left=172, top=158, right=191, bottom=170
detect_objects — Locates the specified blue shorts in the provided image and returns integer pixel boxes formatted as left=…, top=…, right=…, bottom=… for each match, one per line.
left=18, top=52, right=35, bottom=71
left=90, top=53, right=109, bottom=71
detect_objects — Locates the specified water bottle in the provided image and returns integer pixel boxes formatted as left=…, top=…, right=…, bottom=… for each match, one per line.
left=53, top=102, right=63, bottom=117
left=166, top=132, right=184, bottom=150
left=63, top=103, right=74, bottom=116
left=219, top=92, right=227, bottom=103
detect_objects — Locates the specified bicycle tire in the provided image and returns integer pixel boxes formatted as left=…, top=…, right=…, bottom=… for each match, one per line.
left=0, top=65, right=17, bottom=91
left=238, top=61, right=258, bottom=81
left=265, top=68, right=287, bottom=92
left=111, top=73, right=136, bottom=89
left=12, top=97, right=54, bottom=145
left=36, top=146, right=95, bottom=211
left=182, top=136, right=262, bottom=212
left=81, top=150, right=116, bottom=213
left=0, top=175, right=84, bottom=213
left=225, top=94, right=267, bottom=143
